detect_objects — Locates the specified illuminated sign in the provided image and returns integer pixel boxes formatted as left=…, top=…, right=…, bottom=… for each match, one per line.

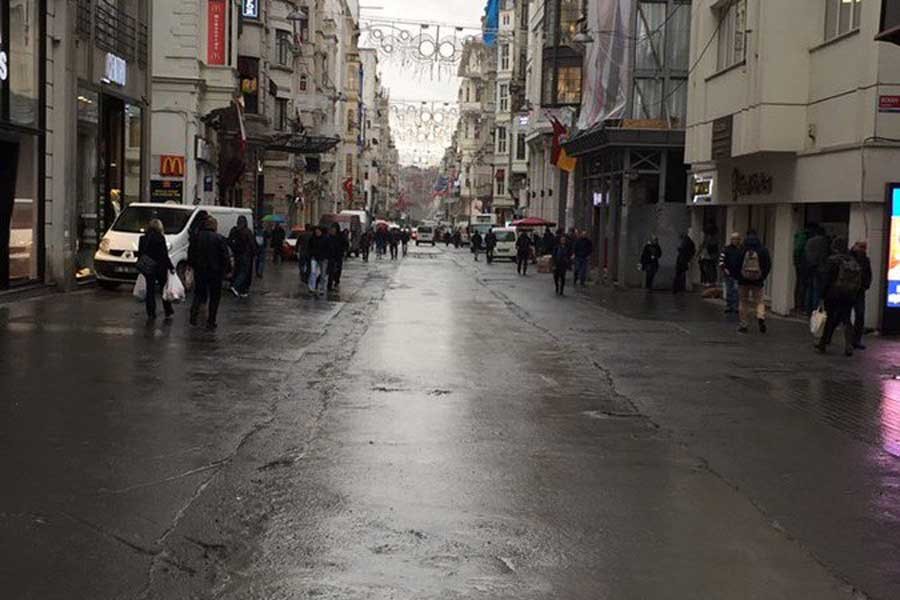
left=160, top=155, right=185, bottom=178
left=242, top=0, right=259, bottom=18
left=208, top=0, right=227, bottom=65
left=692, top=174, right=714, bottom=203
left=104, top=53, right=127, bottom=86
left=886, top=186, right=900, bottom=308
left=150, top=179, right=184, bottom=203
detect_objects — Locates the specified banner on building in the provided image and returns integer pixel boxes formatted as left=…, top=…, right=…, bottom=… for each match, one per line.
left=208, top=0, right=227, bottom=65
left=483, top=0, right=499, bottom=47
left=577, top=0, right=634, bottom=130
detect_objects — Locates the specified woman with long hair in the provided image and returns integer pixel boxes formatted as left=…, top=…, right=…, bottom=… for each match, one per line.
left=138, top=218, right=175, bottom=320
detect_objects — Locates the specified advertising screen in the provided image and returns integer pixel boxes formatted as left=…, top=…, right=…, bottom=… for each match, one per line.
left=886, top=186, right=900, bottom=307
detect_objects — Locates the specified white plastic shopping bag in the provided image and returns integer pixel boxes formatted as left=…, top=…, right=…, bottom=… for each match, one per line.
left=810, top=307, right=827, bottom=339
left=132, top=274, right=147, bottom=301
left=163, top=272, right=186, bottom=303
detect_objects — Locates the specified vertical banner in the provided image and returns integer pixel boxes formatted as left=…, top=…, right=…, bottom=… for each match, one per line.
left=577, top=0, right=634, bottom=130
left=884, top=184, right=900, bottom=334
left=208, top=0, right=227, bottom=65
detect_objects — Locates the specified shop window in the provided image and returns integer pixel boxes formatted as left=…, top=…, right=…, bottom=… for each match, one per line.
left=276, top=30, right=292, bottom=66
left=1, top=135, right=39, bottom=286
left=716, top=0, right=747, bottom=71
left=9, top=0, right=40, bottom=128
left=274, top=98, right=287, bottom=130
left=75, top=88, right=100, bottom=280
left=544, top=0, right=581, bottom=46
left=826, top=0, right=862, bottom=41
left=541, top=50, right=582, bottom=107
left=238, top=56, right=260, bottom=114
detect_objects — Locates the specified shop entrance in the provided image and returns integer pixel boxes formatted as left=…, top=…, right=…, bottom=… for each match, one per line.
left=100, top=95, right=125, bottom=234
left=0, top=140, right=19, bottom=289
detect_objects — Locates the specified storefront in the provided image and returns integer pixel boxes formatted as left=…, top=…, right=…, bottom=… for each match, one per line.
left=72, top=2, right=149, bottom=282
left=0, top=0, right=44, bottom=290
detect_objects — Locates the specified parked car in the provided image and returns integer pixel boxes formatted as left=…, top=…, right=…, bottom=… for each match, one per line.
left=416, top=225, right=436, bottom=246
left=491, top=227, right=517, bottom=261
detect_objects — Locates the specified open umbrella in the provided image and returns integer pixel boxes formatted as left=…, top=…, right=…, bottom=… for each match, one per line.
left=511, top=217, right=556, bottom=228
left=262, top=214, right=287, bottom=223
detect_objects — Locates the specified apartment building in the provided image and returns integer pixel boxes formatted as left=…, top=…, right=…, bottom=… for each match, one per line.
left=455, top=38, right=496, bottom=220
left=685, top=0, right=900, bottom=323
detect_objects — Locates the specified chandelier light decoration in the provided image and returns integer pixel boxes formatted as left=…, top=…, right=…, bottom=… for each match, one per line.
left=361, top=17, right=482, bottom=81
left=390, top=100, right=459, bottom=166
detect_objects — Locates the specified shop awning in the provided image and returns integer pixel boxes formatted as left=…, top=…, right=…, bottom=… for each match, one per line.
left=267, top=134, right=341, bottom=155
left=563, top=123, right=685, bottom=158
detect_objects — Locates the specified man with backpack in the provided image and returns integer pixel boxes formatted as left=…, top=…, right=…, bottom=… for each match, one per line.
left=816, top=237, right=862, bottom=356
left=737, top=230, right=772, bottom=334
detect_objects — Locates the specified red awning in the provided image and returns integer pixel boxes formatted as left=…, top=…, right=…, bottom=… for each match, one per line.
left=511, top=217, right=556, bottom=228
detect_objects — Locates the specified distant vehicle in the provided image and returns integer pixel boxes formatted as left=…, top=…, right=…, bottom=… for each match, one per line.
left=491, top=227, right=517, bottom=261
left=416, top=224, right=436, bottom=246
left=470, top=213, right=497, bottom=239
left=94, top=203, right=253, bottom=288
left=339, top=209, right=370, bottom=232
left=283, top=226, right=308, bottom=261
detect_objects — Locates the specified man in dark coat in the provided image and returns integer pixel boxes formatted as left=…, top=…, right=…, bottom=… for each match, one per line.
left=471, top=230, right=483, bottom=261
left=804, top=226, right=829, bottom=311
left=640, top=237, right=662, bottom=291
left=816, top=237, right=863, bottom=356
left=271, top=223, right=287, bottom=264
left=552, top=236, right=572, bottom=296
left=228, top=215, right=257, bottom=297
left=573, top=230, right=593, bottom=287
left=673, top=234, right=696, bottom=294
left=516, top=231, right=533, bottom=275
left=189, top=216, right=230, bottom=330
left=542, top=227, right=555, bottom=256
left=484, top=229, right=497, bottom=264
left=737, top=230, right=772, bottom=334
left=327, top=223, right=348, bottom=292
left=850, top=241, right=872, bottom=350
left=719, top=232, right=743, bottom=314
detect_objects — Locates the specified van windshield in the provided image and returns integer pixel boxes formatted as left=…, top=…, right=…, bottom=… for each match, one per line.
left=112, top=206, right=193, bottom=235
left=494, top=231, right=516, bottom=242
left=418, top=227, right=433, bottom=233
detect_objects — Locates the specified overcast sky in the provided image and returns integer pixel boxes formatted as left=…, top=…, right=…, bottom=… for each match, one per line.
left=360, top=0, right=486, bottom=164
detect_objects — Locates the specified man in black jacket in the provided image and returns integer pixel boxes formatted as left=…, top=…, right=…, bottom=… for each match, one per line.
left=228, top=215, right=257, bottom=297
left=516, top=231, right=533, bottom=275
left=673, top=233, right=696, bottom=294
left=737, top=230, right=772, bottom=334
left=271, top=223, right=286, bottom=264
left=189, top=216, right=230, bottom=330
left=719, top=232, right=743, bottom=314
left=573, top=230, right=593, bottom=287
left=851, top=241, right=873, bottom=349
left=484, top=230, right=497, bottom=264
left=640, top=237, right=662, bottom=291
left=816, top=237, right=863, bottom=356
left=327, top=224, right=348, bottom=292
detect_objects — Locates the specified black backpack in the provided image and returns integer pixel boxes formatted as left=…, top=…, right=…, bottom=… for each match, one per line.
left=832, top=255, right=862, bottom=297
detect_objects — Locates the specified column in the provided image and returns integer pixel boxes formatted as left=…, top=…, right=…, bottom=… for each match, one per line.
left=769, top=203, right=794, bottom=315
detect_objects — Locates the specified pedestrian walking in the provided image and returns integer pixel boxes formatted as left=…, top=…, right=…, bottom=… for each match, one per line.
left=361, top=228, right=373, bottom=262
left=552, top=236, right=572, bottom=296
left=719, top=232, right=743, bottom=314
left=573, top=230, right=593, bottom=287
left=816, top=237, right=863, bottom=356
left=327, top=223, right=348, bottom=292
left=188, top=216, right=230, bottom=330
left=484, top=229, right=497, bottom=264
left=271, top=222, right=286, bottom=264
left=542, top=227, right=555, bottom=256
left=228, top=215, right=257, bottom=298
left=516, top=231, right=533, bottom=275
left=737, top=230, right=772, bottom=334
left=452, top=229, right=461, bottom=248
left=699, top=230, right=720, bottom=286
left=673, top=233, right=696, bottom=294
left=256, top=222, right=271, bottom=278
left=804, top=226, right=829, bottom=313
left=307, top=226, right=328, bottom=296
left=471, top=230, right=483, bottom=261
left=297, top=224, right=314, bottom=282
left=137, top=218, right=176, bottom=321
left=640, top=237, right=662, bottom=291
left=401, top=229, right=410, bottom=257
left=375, top=226, right=388, bottom=259
left=389, top=229, right=400, bottom=260
left=793, top=224, right=811, bottom=313
left=851, top=241, right=872, bottom=350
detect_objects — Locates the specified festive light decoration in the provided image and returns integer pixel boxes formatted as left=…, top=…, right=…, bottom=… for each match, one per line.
left=390, top=100, right=459, bottom=166
left=361, top=18, right=479, bottom=81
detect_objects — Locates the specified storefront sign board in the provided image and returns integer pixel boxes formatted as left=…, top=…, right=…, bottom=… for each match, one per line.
left=711, top=115, right=733, bottom=161
left=208, top=0, right=227, bottom=65
left=692, top=174, right=714, bottom=203
left=879, top=95, right=900, bottom=113
left=160, top=155, right=185, bottom=177
left=104, top=53, right=127, bottom=86
left=150, top=179, right=184, bottom=203
left=242, top=0, right=259, bottom=18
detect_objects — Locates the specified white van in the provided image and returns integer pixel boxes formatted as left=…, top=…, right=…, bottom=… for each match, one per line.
left=93, top=203, right=253, bottom=287
left=491, top=227, right=517, bottom=261
left=416, top=224, right=436, bottom=246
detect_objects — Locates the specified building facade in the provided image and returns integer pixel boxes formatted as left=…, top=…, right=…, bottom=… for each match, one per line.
left=686, top=0, right=900, bottom=323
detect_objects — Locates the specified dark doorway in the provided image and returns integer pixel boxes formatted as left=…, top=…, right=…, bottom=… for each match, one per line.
left=0, top=140, right=20, bottom=289
left=100, top=95, right=125, bottom=234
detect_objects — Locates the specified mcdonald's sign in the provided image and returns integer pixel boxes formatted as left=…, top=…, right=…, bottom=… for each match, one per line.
left=160, top=155, right=185, bottom=177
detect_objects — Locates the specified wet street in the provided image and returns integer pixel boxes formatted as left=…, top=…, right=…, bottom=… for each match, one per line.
left=3, top=246, right=900, bottom=599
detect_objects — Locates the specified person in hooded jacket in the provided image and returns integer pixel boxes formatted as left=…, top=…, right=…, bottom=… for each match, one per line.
left=640, top=237, right=662, bottom=291
left=673, top=233, right=696, bottom=294
left=327, top=223, right=348, bottom=292
left=816, top=237, right=863, bottom=356
left=737, top=230, right=772, bottom=334
left=850, top=241, right=873, bottom=350
left=227, top=215, right=257, bottom=297
left=471, top=230, right=483, bottom=261
left=542, top=227, right=555, bottom=256
left=552, top=236, right=572, bottom=296
left=516, top=231, right=533, bottom=275
left=484, top=229, right=497, bottom=264
left=188, top=216, right=230, bottom=330
left=719, top=232, right=743, bottom=314
left=307, top=226, right=328, bottom=296
left=804, top=226, right=829, bottom=313
left=138, top=218, right=176, bottom=321
left=572, top=230, right=593, bottom=287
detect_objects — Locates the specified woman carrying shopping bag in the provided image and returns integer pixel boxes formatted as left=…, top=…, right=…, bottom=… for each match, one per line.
left=137, top=218, right=176, bottom=320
